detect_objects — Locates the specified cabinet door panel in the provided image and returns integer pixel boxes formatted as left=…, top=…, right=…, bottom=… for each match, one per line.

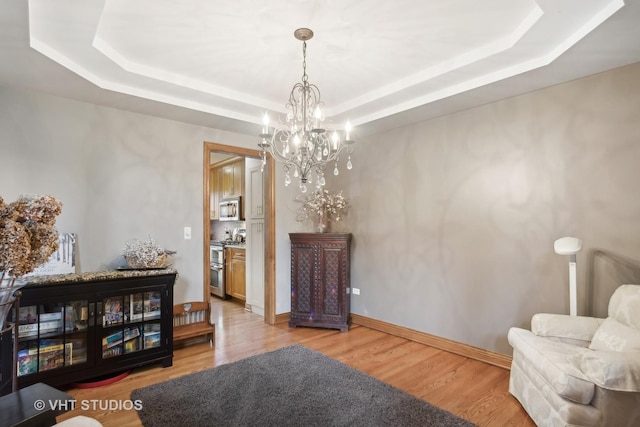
left=249, top=167, right=264, bottom=219
left=319, top=247, right=343, bottom=316
left=291, top=246, right=316, bottom=314
left=210, top=167, right=222, bottom=220
left=100, top=289, right=164, bottom=359
left=16, top=300, right=90, bottom=377
left=222, top=165, right=234, bottom=198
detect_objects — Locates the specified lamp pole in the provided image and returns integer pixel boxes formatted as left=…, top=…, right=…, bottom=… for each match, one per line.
left=554, top=237, right=582, bottom=316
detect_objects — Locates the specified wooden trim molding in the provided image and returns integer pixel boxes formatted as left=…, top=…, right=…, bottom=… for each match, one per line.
left=350, top=314, right=512, bottom=370
left=274, top=312, right=290, bottom=324
left=277, top=311, right=512, bottom=369
left=203, top=142, right=276, bottom=325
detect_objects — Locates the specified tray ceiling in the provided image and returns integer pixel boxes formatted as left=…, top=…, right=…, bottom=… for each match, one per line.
left=2, top=0, right=640, bottom=136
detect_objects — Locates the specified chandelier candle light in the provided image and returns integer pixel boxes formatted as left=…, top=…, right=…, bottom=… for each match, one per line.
left=259, top=28, right=355, bottom=193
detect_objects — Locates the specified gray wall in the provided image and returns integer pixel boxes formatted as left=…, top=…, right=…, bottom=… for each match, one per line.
left=2, top=62, right=639, bottom=355
left=343, top=62, right=640, bottom=353
left=0, top=86, right=257, bottom=303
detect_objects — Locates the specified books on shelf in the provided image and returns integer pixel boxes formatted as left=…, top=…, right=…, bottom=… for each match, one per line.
left=16, top=339, right=75, bottom=374
left=129, top=293, right=144, bottom=321
left=17, top=349, right=38, bottom=376
left=39, top=312, right=62, bottom=322
left=64, top=305, right=75, bottom=332
left=144, top=331, right=161, bottom=349
left=143, top=323, right=161, bottom=349
left=144, top=292, right=161, bottom=319
left=104, top=297, right=124, bottom=325
left=17, top=307, right=83, bottom=336
left=67, top=339, right=88, bottom=365
left=19, top=306, right=38, bottom=324
left=126, top=292, right=161, bottom=321
left=18, top=320, right=61, bottom=337
left=124, top=336, right=141, bottom=353
left=102, top=326, right=142, bottom=357
left=103, top=326, right=140, bottom=349
left=38, top=339, right=73, bottom=372
left=105, top=294, right=159, bottom=324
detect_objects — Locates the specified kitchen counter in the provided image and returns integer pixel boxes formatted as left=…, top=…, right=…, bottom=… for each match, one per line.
left=211, top=240, right=245, bottom=249
left=21, top=267, right=178, bottom=286
left=224, top=243, right=246, bottom=249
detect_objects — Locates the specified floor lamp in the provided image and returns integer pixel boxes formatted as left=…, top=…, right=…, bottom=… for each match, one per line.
left=554, top=237, right=583, bottom=316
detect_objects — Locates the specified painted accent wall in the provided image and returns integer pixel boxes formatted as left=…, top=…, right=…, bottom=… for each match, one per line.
left=2, top=61, right=639, bottom=355
left=0, top=86, right=257, bottom=303
left=341, top=62, right=640, bottom=353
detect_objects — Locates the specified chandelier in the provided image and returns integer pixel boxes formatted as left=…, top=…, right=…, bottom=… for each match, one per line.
left=259, top=28, right=354, bottom=193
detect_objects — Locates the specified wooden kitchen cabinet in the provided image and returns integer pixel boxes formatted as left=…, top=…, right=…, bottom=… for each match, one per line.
left=225, top=247, right=246, bottom=301
left=249, top=166, right=264, bottom=219
left=222, top=160, right=244, bottom=199
left=209, top=166, right=223, bottom=220
left=289, top=233, right=352, bottom=332
left=211, top=157, right=245, bottom=219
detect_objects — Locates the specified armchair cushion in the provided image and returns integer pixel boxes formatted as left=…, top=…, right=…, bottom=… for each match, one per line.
left=589, top=317, right=640, bottom=352
left=576, top=350, right=640, bottom=392
left=532, top=313, right=603, bottom=345
left=508, top=327, right=595, bottom=404
left=608, top=284, right=640, bottom=329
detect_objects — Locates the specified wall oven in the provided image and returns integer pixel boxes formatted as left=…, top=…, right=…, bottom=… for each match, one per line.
left=210, top=243, right=226, bottom=298
left=219, top=197, right=241, bottom=221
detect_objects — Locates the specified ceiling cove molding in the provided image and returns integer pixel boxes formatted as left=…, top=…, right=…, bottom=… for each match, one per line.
left=27, top=0, right=626, bottom=129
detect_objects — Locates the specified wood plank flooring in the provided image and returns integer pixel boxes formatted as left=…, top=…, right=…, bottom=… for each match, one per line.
left=55, top=298, right=535, bottom=426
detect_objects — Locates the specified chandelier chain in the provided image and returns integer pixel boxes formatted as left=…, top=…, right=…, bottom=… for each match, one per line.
left=301, top=41, right=308, bottom=84
left=258, top=28, right=355, bottom=193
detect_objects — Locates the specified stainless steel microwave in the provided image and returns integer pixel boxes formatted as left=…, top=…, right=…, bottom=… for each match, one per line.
left=219, top=197, right=241, bottom=221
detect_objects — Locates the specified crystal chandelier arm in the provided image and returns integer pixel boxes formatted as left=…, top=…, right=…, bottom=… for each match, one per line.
left=257, top=28, right=355, bottom=193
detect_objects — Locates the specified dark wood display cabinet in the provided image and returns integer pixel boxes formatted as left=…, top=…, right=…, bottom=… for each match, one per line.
left=289, top=233, right=352, bottom=332
left=2, top=270, right=176, bottom=390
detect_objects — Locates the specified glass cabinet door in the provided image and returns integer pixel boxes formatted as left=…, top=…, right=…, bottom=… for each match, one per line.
left=16, top=300, right=89, bottom=377
left=101, top=291, right=163, bottom=359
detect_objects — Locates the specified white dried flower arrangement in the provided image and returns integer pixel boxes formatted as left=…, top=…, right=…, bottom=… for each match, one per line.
left=295, top=189, right=348, bottom=223
left=122, top=235, right=174, bottom=269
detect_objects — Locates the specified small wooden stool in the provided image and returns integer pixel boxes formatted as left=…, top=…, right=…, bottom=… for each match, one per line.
left=173, top=301, right=214, bottom=347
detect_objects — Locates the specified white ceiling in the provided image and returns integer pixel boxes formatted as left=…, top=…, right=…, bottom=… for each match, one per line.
left=1, top=0, right=640, bottom=137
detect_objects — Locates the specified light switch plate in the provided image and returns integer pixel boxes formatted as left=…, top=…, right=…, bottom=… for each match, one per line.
left=184, top=226, right=192, bottom=240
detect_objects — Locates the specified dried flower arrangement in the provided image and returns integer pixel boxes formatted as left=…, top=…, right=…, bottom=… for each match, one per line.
left=1, top=194, right=62, bottom=329
left=0, top=194, right=62, bottom=282
left=122, top=235, right=175, bottom=269
left=296, top=189, right=348, bottom=230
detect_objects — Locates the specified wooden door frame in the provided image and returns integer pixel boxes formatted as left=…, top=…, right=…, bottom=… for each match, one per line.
left=203, top=142, right=276, bottom=324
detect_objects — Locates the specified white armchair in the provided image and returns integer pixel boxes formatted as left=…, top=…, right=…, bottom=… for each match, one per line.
left=508, top=284, right=640, bottom=427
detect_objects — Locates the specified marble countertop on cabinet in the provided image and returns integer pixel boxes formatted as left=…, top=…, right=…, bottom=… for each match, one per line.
left=224, top=243, right=246, bottom=249
left=21, top=268, right=178, bottom=286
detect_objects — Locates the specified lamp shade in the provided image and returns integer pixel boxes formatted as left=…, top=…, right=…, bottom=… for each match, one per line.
left=554, top=237, right=582, bottom=255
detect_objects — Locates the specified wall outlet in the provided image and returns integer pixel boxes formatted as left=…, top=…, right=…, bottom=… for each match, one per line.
left=184, top=226, right=192, bottom=240
left=352, top=287, right=360, bottom=295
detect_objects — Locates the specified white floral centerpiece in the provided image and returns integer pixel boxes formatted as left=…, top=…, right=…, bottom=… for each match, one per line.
left=296, top=189, right=348, bottom=232
left=0, top=194, right=63, bottom=330
left=122, top=235, right=175, bottom=269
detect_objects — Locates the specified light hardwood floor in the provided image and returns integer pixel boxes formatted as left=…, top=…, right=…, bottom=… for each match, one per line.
left=56, top=298, right=535, bottom=427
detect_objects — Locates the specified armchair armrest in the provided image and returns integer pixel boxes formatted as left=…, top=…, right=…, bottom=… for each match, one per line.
left=577, top=350, right=640, bottom=392
left=532, top=313, right=604, bottom=343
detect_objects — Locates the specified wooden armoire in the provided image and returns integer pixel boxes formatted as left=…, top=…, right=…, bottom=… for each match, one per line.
left=289, top=233, right=352, bottom=332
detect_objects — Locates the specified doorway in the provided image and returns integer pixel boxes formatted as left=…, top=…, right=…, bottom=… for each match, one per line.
left=203, top=142, right=276, bottom=324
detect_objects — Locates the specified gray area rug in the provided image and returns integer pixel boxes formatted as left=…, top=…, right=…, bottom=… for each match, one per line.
left=131, top=344, right=477, bottom=427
